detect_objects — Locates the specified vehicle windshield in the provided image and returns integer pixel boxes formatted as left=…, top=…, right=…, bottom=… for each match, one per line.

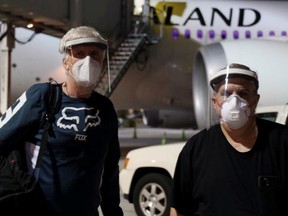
left=255, top=112, right=278, bottom=122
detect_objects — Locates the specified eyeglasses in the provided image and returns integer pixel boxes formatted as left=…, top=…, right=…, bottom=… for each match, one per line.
left=214, top=89, right=257, bottom=105
left=67, top=45, right=105, bottom=61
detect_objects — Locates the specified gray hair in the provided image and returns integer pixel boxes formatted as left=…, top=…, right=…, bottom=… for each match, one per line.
left=59, top=26, right=107, bottom=55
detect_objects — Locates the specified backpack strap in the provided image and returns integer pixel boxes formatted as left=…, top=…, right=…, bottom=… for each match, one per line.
left=46, top=83, right=62, bottom=124
left=33, top=83, right=62, bottom=179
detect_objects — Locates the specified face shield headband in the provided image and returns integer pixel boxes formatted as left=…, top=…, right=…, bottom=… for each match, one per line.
left=210, top=66, right=259, bottom=93
left=65, top=37, right=107, bottom=49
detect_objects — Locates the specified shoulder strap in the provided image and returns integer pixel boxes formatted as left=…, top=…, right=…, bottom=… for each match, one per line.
left=33, top=83, right=62, bottom=179
left=45, top=83, right=62, bottom=124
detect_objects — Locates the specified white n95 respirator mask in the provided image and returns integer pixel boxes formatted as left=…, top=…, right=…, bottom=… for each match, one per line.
left=220, top=94, right=250, bottom=129
left=70, top=56, right=101, bottom=87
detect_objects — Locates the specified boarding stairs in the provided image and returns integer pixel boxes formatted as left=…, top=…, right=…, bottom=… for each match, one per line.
left=95, top=33, right=147, bottom=97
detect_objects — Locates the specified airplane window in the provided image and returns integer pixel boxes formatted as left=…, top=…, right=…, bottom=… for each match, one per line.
left=256, top=112, right=278, bottom=122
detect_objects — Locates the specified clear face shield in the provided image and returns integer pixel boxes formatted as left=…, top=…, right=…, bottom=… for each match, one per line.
left=63, top=37, right=111, bottom=92
left=208, top=66, right=232, bottom=128
left=209, top=64, right=258, bottom=129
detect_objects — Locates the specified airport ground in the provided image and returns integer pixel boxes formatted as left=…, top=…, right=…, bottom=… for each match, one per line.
left=118, top=125, right=199, bottom=158
left=99, top=125, right=199, bottom=216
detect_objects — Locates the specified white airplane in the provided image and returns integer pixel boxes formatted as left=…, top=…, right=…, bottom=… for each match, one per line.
left=111, top=0, right=288, bottom=129
left=2, top=0, right=288, bottom=129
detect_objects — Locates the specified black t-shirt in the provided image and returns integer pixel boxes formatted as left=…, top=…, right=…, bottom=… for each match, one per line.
left=0, top=83, right=123, bottom=216
left=171, top=118, right=288, bottom=216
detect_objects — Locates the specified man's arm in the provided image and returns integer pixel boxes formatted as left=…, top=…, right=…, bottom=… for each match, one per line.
left=170, top=207, right=183, bottom=216
left=100, top=108, right=123, bottom=215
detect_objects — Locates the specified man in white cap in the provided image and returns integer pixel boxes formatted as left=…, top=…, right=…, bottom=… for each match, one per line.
left=0, top=26, right=123, bottom=215
left=170, top=63, right=288, bottom=216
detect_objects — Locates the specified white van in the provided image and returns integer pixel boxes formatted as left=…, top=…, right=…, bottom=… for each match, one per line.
left=255, top=104, right=288, bottom=126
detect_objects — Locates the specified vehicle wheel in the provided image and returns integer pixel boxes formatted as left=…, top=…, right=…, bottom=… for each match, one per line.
left=133, top=173, right=172, bottom=216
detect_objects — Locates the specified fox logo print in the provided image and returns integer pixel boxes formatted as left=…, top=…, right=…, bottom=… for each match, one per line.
left=57, top=107, right=101, bottom=132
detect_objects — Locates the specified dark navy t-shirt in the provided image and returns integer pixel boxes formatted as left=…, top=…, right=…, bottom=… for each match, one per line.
left=0, top=83, right=123, bottom=216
